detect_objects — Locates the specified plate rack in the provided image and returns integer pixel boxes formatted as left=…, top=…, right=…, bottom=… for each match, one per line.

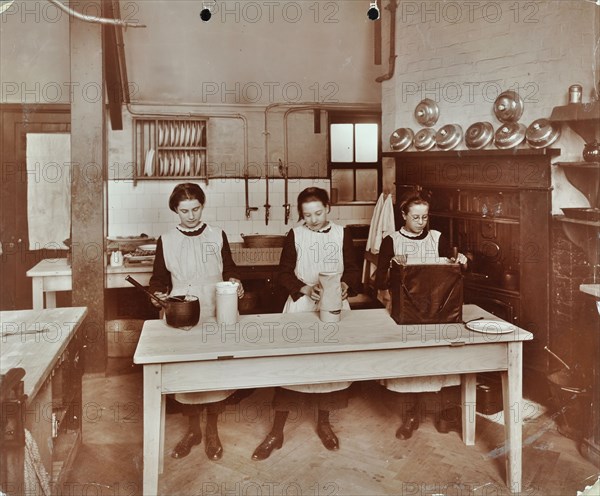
left=133, top=117, right=208, bottom=184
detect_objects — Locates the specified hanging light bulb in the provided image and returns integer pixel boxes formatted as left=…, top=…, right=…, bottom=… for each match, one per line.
left=367, top=1, right=380, bottom=20
left=200, top=0, right=216, bottom=22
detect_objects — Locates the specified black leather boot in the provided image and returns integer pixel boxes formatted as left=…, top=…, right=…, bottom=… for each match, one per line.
left=252, top=432, right=284, bottom=460
left=396, top=395, right=420, bottom=440
left=171, top=429, right=202, bottom=459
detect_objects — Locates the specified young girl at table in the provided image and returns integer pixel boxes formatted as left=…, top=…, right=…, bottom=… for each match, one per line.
left=374, top=193, right=467, bottom=440
left=251, top=187, right=361, bottom=461
left=149, top=182, right=249, bottom=461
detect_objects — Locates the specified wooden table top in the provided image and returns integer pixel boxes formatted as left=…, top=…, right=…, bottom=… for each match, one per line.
left=1, top=307, right=88, bottom=400
left=26, top=249, right=284, bottom=279
left=134, top=305, right=533, bottom=365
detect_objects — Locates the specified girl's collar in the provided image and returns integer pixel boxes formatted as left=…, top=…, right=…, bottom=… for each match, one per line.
left=304, top=221, right=331, bottom=233
left=177, top=222, right=206, bottom=234
left=399, top=226, right=427, bottom=238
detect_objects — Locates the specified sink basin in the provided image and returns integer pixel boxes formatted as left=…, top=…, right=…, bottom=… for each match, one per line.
left=240, top=234, right=286, bottom=248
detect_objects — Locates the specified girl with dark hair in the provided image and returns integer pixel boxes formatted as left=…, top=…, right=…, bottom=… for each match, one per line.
left=251, top=187, right=361, bottom=461
left=374, top=193, right=467, bottom=440
left=149, top=182, right=247, bottom=462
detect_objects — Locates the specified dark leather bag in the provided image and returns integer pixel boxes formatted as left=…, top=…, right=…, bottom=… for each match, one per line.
left=389, top=262, right=463, bottom=325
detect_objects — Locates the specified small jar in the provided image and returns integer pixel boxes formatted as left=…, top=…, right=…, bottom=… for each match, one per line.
left=569, top=84, right=583, bottom=104
left=583, top=142, right=600, bottom=163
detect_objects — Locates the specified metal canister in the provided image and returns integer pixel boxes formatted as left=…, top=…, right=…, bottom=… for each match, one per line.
left=569, top=84, right=583, bottom=104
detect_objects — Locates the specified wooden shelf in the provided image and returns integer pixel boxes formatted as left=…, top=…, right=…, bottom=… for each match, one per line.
left=134, top=176, right=208, bottom=181
left=554, top=214, right=600, bottom=228
left=555, top=161, right=600, bottom=168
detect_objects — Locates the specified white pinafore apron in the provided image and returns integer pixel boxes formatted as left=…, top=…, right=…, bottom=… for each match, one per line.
left=162, top=224, right=234, bottom=404
left=282, top=223, right=351, bottom=393
left=381, top=229, right=460, bottom=392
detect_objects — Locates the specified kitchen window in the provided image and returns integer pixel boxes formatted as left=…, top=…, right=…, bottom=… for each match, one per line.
left=328, top=113, right=381, bottom=204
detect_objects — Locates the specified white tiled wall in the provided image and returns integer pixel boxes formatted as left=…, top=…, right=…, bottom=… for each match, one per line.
left=108, top=179, right=375, bottom=242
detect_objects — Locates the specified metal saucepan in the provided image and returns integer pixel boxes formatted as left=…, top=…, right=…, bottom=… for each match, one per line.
left=125, top=275, right=200, bottom=330
left=240, top=234, right=286, bottom=248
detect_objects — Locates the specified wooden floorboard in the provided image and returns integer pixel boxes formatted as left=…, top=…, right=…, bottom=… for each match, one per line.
left=58, top=372, right=599, bottom=496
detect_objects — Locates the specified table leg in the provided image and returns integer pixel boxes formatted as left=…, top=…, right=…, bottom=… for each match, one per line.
left=501, top=342, right=523, bottom=494
left=159, top=393, right=165, bottom=474
left=31, top=278, right=44, bottom=310
left=143, top=364, right=162, bottom=496
left=461, top=373, right=476, bottom=445
left=46, top=291, right=56, bottom=309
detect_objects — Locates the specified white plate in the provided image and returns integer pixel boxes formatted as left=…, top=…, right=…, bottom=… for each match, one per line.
left=185, top=122, right=191, bottom=146
left=144, top=149, right=155, bottom=176
left=158, top=123, right=164, bottom=146
left=466, top=319, right=515, bottom=334
left=185, top=153, right=191, bottom=175
left=175, top=155, right=180, bottom=175
left=171, top=123, right=177, bottom=146
left=190, top=124, right=196, bottom=147
left=139, top=244, right=157, bottom=251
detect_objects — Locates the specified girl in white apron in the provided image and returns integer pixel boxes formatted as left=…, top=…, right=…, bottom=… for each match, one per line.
left=149, top=183, right=247, bottom=461
left=375, top=194, right=467, bottom=440
left=252, top=187, right=361, bottom=461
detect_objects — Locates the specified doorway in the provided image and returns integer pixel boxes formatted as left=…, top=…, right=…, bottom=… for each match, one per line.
left=0, top=104, right=70, bottom=310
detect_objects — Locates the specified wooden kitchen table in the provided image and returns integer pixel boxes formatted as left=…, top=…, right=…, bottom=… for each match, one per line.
left=134, top=305, right=532, bottom=495
left=27, top=247, right=283, bottom=310
left=0, top=306, right=88, bottom=488
left=26, top=258, right=153, bottom=310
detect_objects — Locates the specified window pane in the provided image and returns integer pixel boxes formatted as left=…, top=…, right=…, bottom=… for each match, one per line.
left=355, top=123, right=378, bottom=162
left=330, top=124, right=353, bottom=162
left=331, top=169, right=354, bottom=202
left=355, top=169, right=378, bottom=202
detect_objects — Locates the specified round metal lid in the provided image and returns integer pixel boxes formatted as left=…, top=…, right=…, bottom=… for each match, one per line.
left=493, top=90, right=524, bottom=123
left=414, top=99, right=440, bottom=127
left=435, top=124, right=463, bottom=151
left=525, top=118, right=561, bottom=149
left=414, top=128, right=437, bottom=151
left=389, top=127, right=414, bottom=151
left=494, top=122, right=527, bottom=149
left=465, top=121, right=494, bottom=150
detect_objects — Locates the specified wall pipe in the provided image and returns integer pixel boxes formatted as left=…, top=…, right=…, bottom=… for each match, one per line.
left=375, top=0, right=398, bottom=83
left=46, top=0, right=145, bottom=27
left=264, top=102, right=380, bottom=224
